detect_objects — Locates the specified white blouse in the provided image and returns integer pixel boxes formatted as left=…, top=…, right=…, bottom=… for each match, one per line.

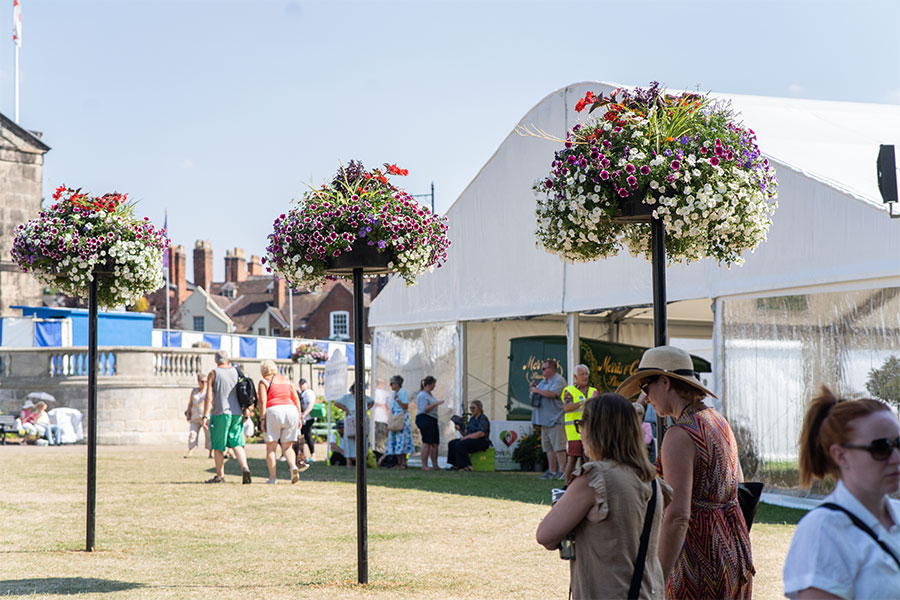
left=783, top=480, right=900, bottom=599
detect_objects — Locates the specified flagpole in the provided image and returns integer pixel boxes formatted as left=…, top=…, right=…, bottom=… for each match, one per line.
left=14, top=42, right=19, bottom=123
left=13, top=0, right=21, bottom=123
left=289, top=287, right=294, bottom=339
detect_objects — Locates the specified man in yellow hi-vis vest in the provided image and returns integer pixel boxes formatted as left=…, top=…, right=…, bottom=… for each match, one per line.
left=562, top=364, right=597, bottom=483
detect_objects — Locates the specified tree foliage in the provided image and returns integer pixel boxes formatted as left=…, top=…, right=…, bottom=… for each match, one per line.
left=866, top=355, right=900, bottom=409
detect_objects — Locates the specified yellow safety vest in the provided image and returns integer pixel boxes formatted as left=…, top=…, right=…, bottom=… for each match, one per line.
left=563, top=385, right=596, bottom=441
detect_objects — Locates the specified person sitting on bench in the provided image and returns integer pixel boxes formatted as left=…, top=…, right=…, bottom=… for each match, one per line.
left=447, top=400, right=491, bottom=471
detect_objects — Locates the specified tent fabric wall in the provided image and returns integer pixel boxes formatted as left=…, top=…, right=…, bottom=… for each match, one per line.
left=370, top=82, right=900, bottom=329
left=373, top=324, right=458, bottom=454
left=722, top=287, right=900, bottom=462
left=1, top=318, right=34, bottom=347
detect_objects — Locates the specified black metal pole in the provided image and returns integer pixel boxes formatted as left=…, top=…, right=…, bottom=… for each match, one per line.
left=86, top=274, right=99, bottom=552
left=352, top=267, right=368, bottom=584
left=650, top=216, right=668, bottom=445
left=650, top=216, right=667, bottom=347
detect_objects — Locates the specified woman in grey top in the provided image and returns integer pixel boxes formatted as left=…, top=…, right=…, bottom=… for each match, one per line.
left=415, top=376, right=444, bottom=471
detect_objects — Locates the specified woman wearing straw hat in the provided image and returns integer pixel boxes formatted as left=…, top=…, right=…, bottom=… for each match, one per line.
left=617, top=346, right=753, bottom=599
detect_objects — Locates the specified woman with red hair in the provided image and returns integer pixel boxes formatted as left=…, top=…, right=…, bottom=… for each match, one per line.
left=783, top=387, right=900, bottom=598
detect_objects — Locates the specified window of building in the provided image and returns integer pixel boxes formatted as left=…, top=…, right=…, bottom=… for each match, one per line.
left=330, top=311, right=349, bottom=339
left=258, top=328, right=267, bottom=336
left=272, top=328, right=281, bottom=336
left=193, top=316, right=204, bottom=331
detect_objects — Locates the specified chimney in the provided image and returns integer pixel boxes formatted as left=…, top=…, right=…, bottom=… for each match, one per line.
left=225, top=248, right=247, bottom=283
left=273, top=276, right=286, bottom=309
left=193, top=240, right=213, bottom=292
left=248, top=255, right=263, bottom=276
left=169, top=244, right=188, bottom=304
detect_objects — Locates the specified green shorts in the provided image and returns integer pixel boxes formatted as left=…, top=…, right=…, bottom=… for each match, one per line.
left=209, top=414, right=245, bottom=451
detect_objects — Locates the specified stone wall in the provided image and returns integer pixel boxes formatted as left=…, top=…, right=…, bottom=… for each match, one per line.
left=0, top=119, right=47, bottom=315
left=0, top=347, right=349, bottom=445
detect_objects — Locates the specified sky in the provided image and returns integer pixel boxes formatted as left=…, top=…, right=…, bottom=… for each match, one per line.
left=2, top=0, right=898, bottom=282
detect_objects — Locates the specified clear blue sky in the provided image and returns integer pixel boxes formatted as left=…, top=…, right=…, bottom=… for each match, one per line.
left=2, top=0, right=897, bottom=282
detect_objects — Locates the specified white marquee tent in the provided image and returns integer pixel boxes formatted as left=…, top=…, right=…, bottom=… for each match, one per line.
left=369, top=82, right=900, bottom=461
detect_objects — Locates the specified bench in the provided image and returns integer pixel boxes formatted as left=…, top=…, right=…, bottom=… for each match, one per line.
left=0, top=414, right=18, bottom=445
left=470, top=447, right=496, bottom=472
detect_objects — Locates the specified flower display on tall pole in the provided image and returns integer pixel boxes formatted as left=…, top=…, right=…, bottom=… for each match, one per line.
left=265, top=160, right=449, bottom=585
left=265, top=161, right=450, bottom=288
left=11, top=185, right=170, bottom=307
left=522, top=82, right=778, bottom=266
left=10, top=184, right=169, bottom=553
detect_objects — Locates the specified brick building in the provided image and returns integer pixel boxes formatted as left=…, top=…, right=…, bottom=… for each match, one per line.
left=150, top=240, right=379, bottom=342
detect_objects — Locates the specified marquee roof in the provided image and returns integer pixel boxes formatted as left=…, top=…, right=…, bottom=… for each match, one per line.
left=370, top=82, right=900, bottom=328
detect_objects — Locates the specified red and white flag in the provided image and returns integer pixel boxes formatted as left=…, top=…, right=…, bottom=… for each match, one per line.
left=13, top=0, right=21, bottom=47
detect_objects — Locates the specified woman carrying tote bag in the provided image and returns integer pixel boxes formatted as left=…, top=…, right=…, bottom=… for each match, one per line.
left=537, top=393, right=672, bottom=599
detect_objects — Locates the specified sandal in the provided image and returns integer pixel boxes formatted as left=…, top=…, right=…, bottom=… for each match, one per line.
left=205, top=476, right=224, bottom=484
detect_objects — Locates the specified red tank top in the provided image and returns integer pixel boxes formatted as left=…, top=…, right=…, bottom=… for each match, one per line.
left=264, top=379, right=295, bottom=408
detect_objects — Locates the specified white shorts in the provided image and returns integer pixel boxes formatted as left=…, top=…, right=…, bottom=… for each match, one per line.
left=264, top=404, right=300, bottom=444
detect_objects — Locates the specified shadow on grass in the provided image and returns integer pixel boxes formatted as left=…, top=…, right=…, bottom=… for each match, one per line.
left=0, top=577, right=143, bottom=595
left=237, top=458, right=558, bottom=505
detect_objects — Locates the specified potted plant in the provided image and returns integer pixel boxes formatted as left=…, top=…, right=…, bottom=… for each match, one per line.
left=10, top=186, right=169, bottom=308
left=512, top=430, right=546, bottom=472
left=521, top=82, right=778, bottom=266
left=264, top=161, right=450, bottom=288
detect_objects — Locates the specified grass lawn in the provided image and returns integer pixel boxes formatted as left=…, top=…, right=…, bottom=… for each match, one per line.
left=1, top=444, right=801, bottom=599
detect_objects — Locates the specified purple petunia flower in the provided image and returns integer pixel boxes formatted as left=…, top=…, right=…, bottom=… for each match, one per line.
left=640, top=166, right=650, bottom=175
left=599, top=170, right=610, bottom=180
left=710, top=157, right=720, bottom=166
left=625, top=164, right=635, bottom=174
left=618, top=188, right=630, bottom=198
left=671, top=160, right=681, bottom=170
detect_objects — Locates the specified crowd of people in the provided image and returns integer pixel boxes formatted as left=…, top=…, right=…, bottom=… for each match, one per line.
left=177, top=344, right=900, bottom=598
left=184, top=351, right=492, bottom=480
left=535, top=345, right=900, bottom=599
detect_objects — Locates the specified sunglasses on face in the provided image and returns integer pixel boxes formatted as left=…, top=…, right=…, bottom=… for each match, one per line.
left=841, top=437, right=900, bottom=461
left=639, top=376, right=659, bottom=396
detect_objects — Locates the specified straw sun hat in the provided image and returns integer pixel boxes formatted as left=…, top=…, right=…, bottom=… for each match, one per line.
left=616, top=346, right=716, bottom=400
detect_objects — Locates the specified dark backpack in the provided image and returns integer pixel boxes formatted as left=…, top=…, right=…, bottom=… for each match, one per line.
left=234, top=365, right=257, bottom=411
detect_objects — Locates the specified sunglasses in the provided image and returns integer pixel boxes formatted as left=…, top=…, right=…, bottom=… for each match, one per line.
left=841, top=437, right=900, bottom=461
left=639, top=376, right=659, bottom=396
left=573, top=419, right=583, bottom=434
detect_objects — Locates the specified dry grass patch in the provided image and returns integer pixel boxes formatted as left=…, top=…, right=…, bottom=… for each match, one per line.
left=1, top=444, right=795, bottom=599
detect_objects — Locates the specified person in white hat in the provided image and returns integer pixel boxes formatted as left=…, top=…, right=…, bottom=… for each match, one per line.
left=617, top=346, right=753, bottom=599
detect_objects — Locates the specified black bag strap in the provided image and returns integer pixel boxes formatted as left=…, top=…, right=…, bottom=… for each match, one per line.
left=628, top=478, right=658, bottom=600
left=818, top=502, right=900, bottom=571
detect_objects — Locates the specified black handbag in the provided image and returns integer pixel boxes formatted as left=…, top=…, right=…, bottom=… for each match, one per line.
left=738, top=482, right=764, bottom=531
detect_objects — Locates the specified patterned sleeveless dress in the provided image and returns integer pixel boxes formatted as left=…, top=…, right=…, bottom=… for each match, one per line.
left=658, top=405, right=754, bottom=599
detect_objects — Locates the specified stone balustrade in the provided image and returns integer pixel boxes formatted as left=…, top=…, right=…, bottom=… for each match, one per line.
left=0, top=347, right=358, bottom=445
